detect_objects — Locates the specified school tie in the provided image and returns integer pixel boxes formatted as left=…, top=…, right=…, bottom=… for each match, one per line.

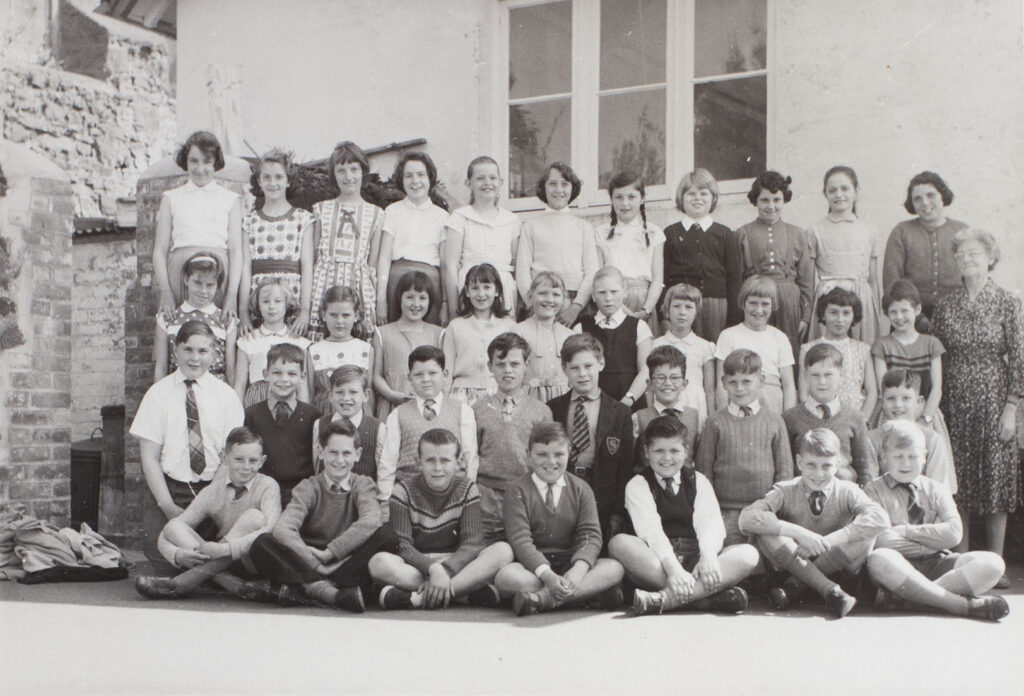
left=569, top=396, right=591, bottom=468
left=900, top=482, right=925, bottom=525
left=664, top=407, right=682, bottom=422
left=184, top=379, right=205, bottom=475
left=809, top=490, right=826, bottom=516
left=423, top=399, right=437, bottom=421
left=502, top=396, right=515, bottom=422
left=341, top=416, right=354, bottom=430
left=739, top=405, right=753, bottom=417
left=818, top=404, right=831, bottom=420
left=662, top=477, right=676, bottom=496
left=689, top=223, right=702, bottom=236
left=227, top=483, right=247, bottom=500
left=274, top=401, right=291, bottom=425
left=545, top=484, right=556, bottom=512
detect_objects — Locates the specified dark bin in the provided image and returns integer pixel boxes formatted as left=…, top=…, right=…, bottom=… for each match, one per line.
left=70, top=431, right=103, bottom=530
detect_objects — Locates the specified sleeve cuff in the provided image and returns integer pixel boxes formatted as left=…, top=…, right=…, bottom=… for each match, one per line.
left=534, top=564, right=551, bottom=579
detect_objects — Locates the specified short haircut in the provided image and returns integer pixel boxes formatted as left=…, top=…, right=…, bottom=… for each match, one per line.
left=804, top=342, right=843, bottom=369
left=182, top=252, right=225, bottom=287
left=265, top=343, right=305, bottom=370
left=593, top=265, right=625, bottom=288
left=536, top=161, right=582, bottom=205
left=643, top=415, right=689, bottom=448
left=882, top=278, right=922, bottom=312
left=175, top=319, right=216, bottom=346
left=646, top=344, right=687, bottom=375
left=319, top=418, right=358, bottom=448
left=878, top=419, right=926, bottom=454
left=488, top=331, right=531, bottom=362
left=457, top=263, right=508, bottom=318
left=394, top=270, right=436, bottom=317
left=797, top=427, right=841, bottom=458
left=904, top=171, right=953, bottom=214
left=393, top=151, right=439, bottom=194
left=529, top=421, right=569, bottom=449
left=747, top=170, right=793, bottom=205
left=417, top=427, right=462, bottom=459
left=675, top=168, right=720, bottom=213
left=660, top=283, right=703, bottom=316
left=722, top=349, right=761, bottom=377
left=176, top=130, right=225, bottom=171
left=408, top=344, right=445, bottom=371
left=250, top=148, right=295, bottom=198
left=951, top=228, right=1000, bottom=271
left=880, top=367, right=922, bottom=395
left=224, top=426, right=263, bottom=454
left=561, top=333, right=604, bottom=366
left=329, top=141, right=370, bottom=178
left=329, top=365, right=369, bottom=390
left=815, top=286, right=862, bottom=325
left=738, top=275, right=778, bottom=311
left=249, top=277, right=299, bottom=326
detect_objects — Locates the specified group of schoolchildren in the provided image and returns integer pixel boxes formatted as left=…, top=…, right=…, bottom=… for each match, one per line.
left=126, top=130, right=1008, bottom=621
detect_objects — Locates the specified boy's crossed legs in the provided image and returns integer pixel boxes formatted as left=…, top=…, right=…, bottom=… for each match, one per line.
left=369, top=542, right=513, bottom=609
left=494, top=555, right=624, bottom=615
left=758, top=534, right=870, bottom=617
left=610, top=534, right=758, bottom=614
left=867, top=547, right=1009, bottom=621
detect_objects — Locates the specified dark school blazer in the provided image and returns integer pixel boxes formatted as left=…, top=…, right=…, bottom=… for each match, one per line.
left=547, top=390, right=635, bottom=540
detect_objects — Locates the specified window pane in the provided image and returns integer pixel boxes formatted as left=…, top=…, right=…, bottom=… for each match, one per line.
left=600, top=0, right=666, bottom=90
left=694, top=0, right=766, bottom=77
left=509, top=99, right=572, bottom=198
left=694, top=76, right=766, bottom=181
left=598, top=89, right=666, bottom=187
left=509, top=1, right=572, bottom=99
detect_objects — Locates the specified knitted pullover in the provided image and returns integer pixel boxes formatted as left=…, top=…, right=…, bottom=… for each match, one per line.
left=696, top=407, right=793, bottom=509
left=782, top=404, right=877, bottom=485
left=271, top=472, right=381, bottom=570
left=473, top=392, right=552, bottom=489
left=390, top=475, right=483, bottom=576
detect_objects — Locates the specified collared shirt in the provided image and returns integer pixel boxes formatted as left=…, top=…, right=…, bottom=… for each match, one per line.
left=804, top=396, right=841, bottom=420
left=267, top=395, right=298, bottom=417
left=531, top=473, right=568, bottom=578
left=864, top=473, right=961, bottom=558
left=575, top=308, right=652, bottom=346
left=163, top=179, right=238, bottom=251
left=129, top=369, right=245, bottom=482
left=727, top=400, right=761, bottom=417
left=593, top=217, right=666, bottom=281
left=624, top=469, right=725, bottom=562
left=680, top=213, right=714, bottom=232
left=382, top=197, right=449, bottom=266
left=568, top=390, right=601, bottom=470
left=324, top=472, right=353, bottom=493
left=312, top=409, right=388, bottom=467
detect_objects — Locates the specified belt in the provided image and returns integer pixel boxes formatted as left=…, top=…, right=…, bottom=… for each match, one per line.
left=573, top=466, right=591, bottom=478
left=252, top=259, right=301, bottom=274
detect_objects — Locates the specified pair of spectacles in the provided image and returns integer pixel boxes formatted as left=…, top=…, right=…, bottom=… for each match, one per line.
left=651, top=375, right=685, bottom=384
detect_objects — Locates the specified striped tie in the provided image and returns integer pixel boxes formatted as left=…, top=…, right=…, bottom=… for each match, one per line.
left=184, top=379, right=205, bottom=475
left=423, top=399, right=437, bottom=421
left=901, top=482, right=925, bottom=525
left=569, top=396, right=590, bottom=469
left=227, top=483, right=247, bottom=500
left=545, top=484, right=556, bottom=512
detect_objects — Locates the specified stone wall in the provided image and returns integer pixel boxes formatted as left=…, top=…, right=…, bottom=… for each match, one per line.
left=1, top=1, right=176, bottom=218
left=71, top=233, right=136, bottom=441
left=0, top=141, right=75, bottom=524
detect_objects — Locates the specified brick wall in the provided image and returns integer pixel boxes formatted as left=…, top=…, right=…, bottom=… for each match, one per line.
left=71, top=234, right=136, bottom=441
left=0, top=155, right=75, bottom=524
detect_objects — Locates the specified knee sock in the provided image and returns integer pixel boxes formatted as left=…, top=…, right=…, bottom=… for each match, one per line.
left=175, top=557, right=233, bottom=593
left=769, top=545, right=837, bottom=598
left=885, top=564, right=969, bottom=616
left=936, top=560, right=996, bottom=597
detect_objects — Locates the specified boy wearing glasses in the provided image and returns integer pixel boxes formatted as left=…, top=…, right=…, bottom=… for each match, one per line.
left=633, top=346, right=700, bottom=468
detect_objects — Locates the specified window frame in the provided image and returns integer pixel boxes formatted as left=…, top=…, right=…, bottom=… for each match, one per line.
left=492, top=0, right=774, bottom=212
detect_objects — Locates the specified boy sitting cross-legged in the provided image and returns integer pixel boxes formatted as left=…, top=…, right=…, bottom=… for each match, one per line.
left=248, top=419, right=398, bottom=612
left=609, top=416, right=759, bottom=615
left=739, top=428, right=889, bottom=619
left=369, top=428, right=514, bottom=609
left=134, top=426, right=281, bottom=600
left=495, top=422, right=625, bottom=615
left=864, top=421, right=1008, bottom=621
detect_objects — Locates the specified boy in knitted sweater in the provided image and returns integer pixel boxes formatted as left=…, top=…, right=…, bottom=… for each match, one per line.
left=369, top=428, right=514, bottom=609
left=473, top=333, right=552, bottom=541
left=134, top=427, right=281, bottom=601
left=495, top=422, right=625, bottom=615
left=610, top=416, right=759, bottom=615
left=696, top=349, right=792, bottom=545
left=249, top=419, right=397, bottom=612
left=739, top=428, right=889, bottom=619
left=783, top=343, right=877, bottom=485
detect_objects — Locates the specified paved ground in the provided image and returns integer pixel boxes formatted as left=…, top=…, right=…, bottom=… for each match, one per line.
left=1, top=560, right=1022, bottom=695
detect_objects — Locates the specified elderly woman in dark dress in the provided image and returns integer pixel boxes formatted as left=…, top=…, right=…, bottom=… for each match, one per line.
left=932, top=229, right=1023, bottom=586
